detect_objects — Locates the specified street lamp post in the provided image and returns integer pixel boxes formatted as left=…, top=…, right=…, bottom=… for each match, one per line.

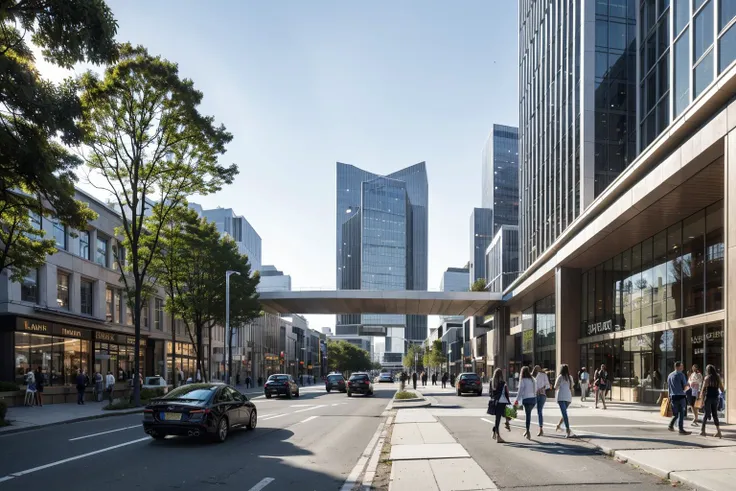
left=225, top=270, right=240, bottom=385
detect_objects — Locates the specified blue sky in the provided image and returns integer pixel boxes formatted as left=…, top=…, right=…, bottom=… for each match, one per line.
left=38, top=1, right=519, bottom=329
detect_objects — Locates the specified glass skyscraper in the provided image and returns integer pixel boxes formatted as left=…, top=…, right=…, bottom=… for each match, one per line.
left=518, top=0, right=637, bottom=270
left=469, top=207, right=494, bottom=284
left=482, top=124, right=519, bottom=233
left=335, top=162, right=428, bottom=356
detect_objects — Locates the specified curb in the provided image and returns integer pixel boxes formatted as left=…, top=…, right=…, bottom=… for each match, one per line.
left=0, top=408, right=143, bottom=436
left=388, top=389, right=431, bottom=410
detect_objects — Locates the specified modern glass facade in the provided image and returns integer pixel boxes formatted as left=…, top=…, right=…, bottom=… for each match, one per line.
left=485, top=225, right=520, bottom=293
left=641, top=0, right=736, bottom=149
left=580, top=200, right=724, bottom=337
left=519, top=0, right=639, bottom=270
left=482, top=124, right=519, bottom=232
left=517, top=294, right=557, bottom=374
left=469, top=208, right=494, bottom=284
left=335, top=162, right=428, bottom=348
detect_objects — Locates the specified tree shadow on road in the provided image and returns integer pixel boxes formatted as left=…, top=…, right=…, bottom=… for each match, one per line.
left=501, top=440, right=600, bottom=456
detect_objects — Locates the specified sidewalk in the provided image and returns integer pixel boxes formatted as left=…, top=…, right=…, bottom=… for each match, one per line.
left=1, top=401, right=141, bottom=434
left=388, top=407, right=497, bottom=491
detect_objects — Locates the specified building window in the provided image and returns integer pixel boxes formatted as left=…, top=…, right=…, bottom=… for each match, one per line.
left=154, top=298, right=164, bottom=330
left=720, top=23, right=736, bottom=72
left=57, top=272, right=69, bottom=310
left=125, top=296, right=133, bottom=326
left=52, top=220, right=66, bottom=250
left=115, top=289, right=122, bottom=323
left=142, top=301, right=149, bottom=328
left=28, top=211, right=41, bottom=237
left=14, top=332, right=89, bottom=386
left=80, top=279, right=93, bottom=315
left=21, top=269, right=39, bottom=303
left=674, top=31, right=690, bottom=116
left=78, top=230, right=90, bottom=260
left=95, top=236, right=108, bottom=267
left=112, top=243, right=125, bottom=271
left=106, top=287, right=114, bottom=322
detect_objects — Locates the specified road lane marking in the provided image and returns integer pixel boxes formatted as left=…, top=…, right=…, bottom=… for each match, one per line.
left=247, top=477, right=275, bottom=491
left=289, top=404, right=312, bottom=407
left=260, top=413, right=287, bottom=421
left=295, top=415, right=319, bottom=425
left=1, top=437, right=149, bottom=482
left=69, top=425, right=140, bottom=441
left=293, top=404, right=327, bottom=413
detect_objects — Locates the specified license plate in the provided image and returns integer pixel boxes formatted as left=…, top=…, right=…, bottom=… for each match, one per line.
left=270, top=389, right=279, bottom=393
left=163, top=412, right=181, bottom=421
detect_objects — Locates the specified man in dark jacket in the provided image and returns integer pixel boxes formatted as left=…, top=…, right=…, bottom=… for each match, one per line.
left=411, top=372, right=418, bottom=390
left=75, top=369, right=86, bottom=405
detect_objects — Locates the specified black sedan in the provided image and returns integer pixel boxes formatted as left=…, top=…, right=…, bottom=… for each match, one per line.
left=455, top=372, right=483, bottom=396
left=142, top=383, right=256, bottom=442
left=347, top=373, right=374, bottom=397
left=325, top=373, right=347, bottom=393
left=264, top=374, right=300, bottom=399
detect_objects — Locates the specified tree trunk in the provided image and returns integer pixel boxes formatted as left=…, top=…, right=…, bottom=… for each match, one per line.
left=133, top=287, right=142, bottom=406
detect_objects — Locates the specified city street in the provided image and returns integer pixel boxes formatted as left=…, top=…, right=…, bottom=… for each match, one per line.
left=409, top=384, right=693, bottom=490
left=0, top=385, right=393, bottom=491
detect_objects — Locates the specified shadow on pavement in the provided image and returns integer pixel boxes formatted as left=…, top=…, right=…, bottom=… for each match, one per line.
left=502, top=441, right=600, bottom=456
left=576, top=434, right=728, bottom=448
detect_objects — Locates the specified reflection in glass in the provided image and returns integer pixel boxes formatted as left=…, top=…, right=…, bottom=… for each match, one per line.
left=720, top=24, right=736, bottom=72
left=674, top=0, right=689, bottom=35
left=631, top=244, right=642, bottom=329
left=705, top=201, right=723, bottom=311
left=694, top=0, right=714, bottom=60
left=666, top=223, right=682, bottom=320
left=682, top=211, right=705, bottom=316
left=674, top=32, right=690, bottom=116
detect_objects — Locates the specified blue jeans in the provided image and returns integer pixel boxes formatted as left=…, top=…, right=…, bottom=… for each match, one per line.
left=558, top=400, right=570, bottom=430
left=522, top=397, right=536, bottom=432
left=669, top=396, right=687, bottom=431
left=536, top=394, right=547, bottom=427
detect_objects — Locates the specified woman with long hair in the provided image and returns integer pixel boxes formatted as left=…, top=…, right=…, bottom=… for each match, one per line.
left=699, top=364, right=723, bottom=438
left=490, top=368, right=510, bottom=443
left=687, top=364, right=703, bottom=426
left=554, top=364, right=574, bottom=438
left=513, top=366, right=537, bottom=440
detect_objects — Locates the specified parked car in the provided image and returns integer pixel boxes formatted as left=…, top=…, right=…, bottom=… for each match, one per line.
left=142, top=375, right=170, bottom=394
left=142, top=383, right=256, bottom=442
left=455, top=372, right=483, bottom=396
left=377, top=373, right=394, bottom=383
left=264, top=374, right=300, bottom=399
left=325, top=373, right=347, bottom=393
left=347, top=372, right=374, bottom=397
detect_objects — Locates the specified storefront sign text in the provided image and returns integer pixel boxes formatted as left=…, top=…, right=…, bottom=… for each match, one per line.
left=96, top=331, right=116, bottom=342
left=21, top=320, right=50, bottom=334
left=690, top=330, right=724, bottom=345
left=587, top=320, right=613, bottom=336
left=16, top=317, right=91, bottom=339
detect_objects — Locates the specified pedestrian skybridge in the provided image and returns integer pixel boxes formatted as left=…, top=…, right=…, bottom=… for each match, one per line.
left=258, top=289, right=503, bottom=318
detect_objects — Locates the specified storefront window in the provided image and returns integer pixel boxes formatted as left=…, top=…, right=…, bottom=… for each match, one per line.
left=631, top=243, right=642, bottom=328
left=603, top=259, right=613, bottom=322
left=57, top=272, right=69, bottom=310
left=666, top=223, right=682, bottom=320
left=651, top=231, right=667, bottom=324
left=581, top=271, right=589, bottom=337
left=640, top=238, right=654, bottom=326
left=15, top=332, right=89, bottom=386
left=682, top=210, right=705, bottom=316
left=684, top=324, right=705, bottom=375
left=704, top=201, right=723, bottom=311
left=534, top=295, right=556, bottom=372
left=621, top=249, right=633, bottom=329
left=595, top=263, right=604, bottom=321
left=613, top=254, right=623, bottom=329
left=705, top=322, right=724, bottom=378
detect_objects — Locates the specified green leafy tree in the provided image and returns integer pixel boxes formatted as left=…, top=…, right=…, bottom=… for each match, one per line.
left=429, top=339, right=447, bottom=371
left=470, top=278, right=488, bottom=292
left=0, top=0, right=117, bottom=280
left=402, top=343, right=423, bottom=371
left=79, top=44, right=237, bottom=404
left=170, top=214, right=260, bottom=382
left=327, top=340, right=372, bottom=374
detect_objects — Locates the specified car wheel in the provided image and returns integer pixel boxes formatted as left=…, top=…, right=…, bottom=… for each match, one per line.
left=295, top=389, right=300, bottom=398
left=265, top=393, right=271, bottom=399
left=246, top=409, right=257, bottom=430
left=151, top=433, right=166, bottom=440
left=347, top=391, right=352, bottom=397
left=215, top=417, right=229, bottom=443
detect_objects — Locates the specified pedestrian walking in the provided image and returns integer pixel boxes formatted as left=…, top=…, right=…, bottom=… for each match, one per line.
left=667, top=361, right=691, bottom=435
left=687, top=365, right=703, bottom=426
left=105, top=370, right=115, bottom=404
left=594, top=364, right=608, bottom=409
left=432, top=373, right=437, bottom=385
left=245, top=375, right=252, bottom=389
left=513, top=366, right=537, bottom=440
left=441, top=372, right=448, bottom=388
left=412, top=372, right=418, bottom=390
left=489, top=368, right=510, bottom=443
left=533, top=365, right=550, bottom=436
left=34, top=366, right=44, bottom=407
left=23, top=369, right=36, bottom=406
left=75, top=369, right=86, bottom=405
left=450, top=373, right=456, bottom=387
left=698, top=364, right=723, bottom=438
left=579, top=367, right=589, bottom=401
left=554, top=364, right=575, bottom=438
left=236, top=372, right=241, bottom=386
left=421, top=372, right=427, bottom=387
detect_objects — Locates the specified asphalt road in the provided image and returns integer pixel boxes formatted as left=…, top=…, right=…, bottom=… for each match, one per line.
left=0, top=384, right=394, bottom=491
left=416, top=384, right=685, bottom=491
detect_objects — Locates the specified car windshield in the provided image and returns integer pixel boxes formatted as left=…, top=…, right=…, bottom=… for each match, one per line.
left=328, top=375, right=344, bottom=381
left=350, top=375, right=369, bottom=381
left=461, top=374, right=480, bottom=380
left=161, top=384, right=217, bottom=401
left=268, top=375, right=289, bottom=381
left=144, top=376, right=162, bottom=385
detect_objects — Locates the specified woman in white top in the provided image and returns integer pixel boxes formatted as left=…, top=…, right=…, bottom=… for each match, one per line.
left=24, top=369, right=36, bottom=406
left=554, top=364, right=574, bottom=438
left=688, top=365, right=703, bottom=426
left=513, top=366, right=537, bottom=440
left=533, top=365, right=550, bottom=436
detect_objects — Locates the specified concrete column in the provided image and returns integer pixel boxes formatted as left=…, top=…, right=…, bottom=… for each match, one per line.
left=42, top=263, right=57, bottom=308
left=494, top=306, right=510, bottom=374
left=725, top=129, right=736, bottom=423
left=555, top=267, right=581, bottom=376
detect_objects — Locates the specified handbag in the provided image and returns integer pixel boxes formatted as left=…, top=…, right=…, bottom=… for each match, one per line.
left=486, top=399, right=496, bottom=415
left=660, top=397, right=672, bottom=418
left=694, top=396, right=704, bottom=410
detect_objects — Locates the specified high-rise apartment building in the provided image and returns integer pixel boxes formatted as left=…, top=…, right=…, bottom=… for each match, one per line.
left=469, top=207, right=494, bottom=284
left=335, top=162, right=428, bottom=361
left=518, top=0, right=637, bottom=270
left=190, top=204, right=262, bottom=272
left=482, top=124, right=520, bottom=233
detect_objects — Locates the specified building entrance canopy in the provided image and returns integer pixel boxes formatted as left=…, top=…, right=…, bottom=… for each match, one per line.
left=259, top=290, right=502, bottom=318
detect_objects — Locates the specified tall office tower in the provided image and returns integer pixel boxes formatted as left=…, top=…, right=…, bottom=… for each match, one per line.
left=440, top=267, right=470, bottom=323
left=469, top=207, right=494, bottom=284
left=518, top=0, right=637, bottom=270
left=258, top=265, right=292, bottom=292
left=190, top=203, right=262, bottom=272
left=482, top=124, right=520, bottom=233
left=335, top=162, right=428, bottom=362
